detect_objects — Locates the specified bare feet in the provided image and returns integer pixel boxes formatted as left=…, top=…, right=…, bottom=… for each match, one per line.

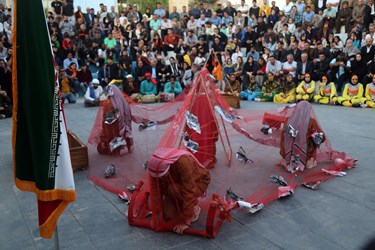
left=306, top=158, right=317, bottom=169
left=303, top=181, right=322, bottom=190
left=173, top=205, right=201, bottom=235
left=190, top=205, right=201, bottom=223
left=279, top=158, right=287, bottom=168
left=128, top=145, right=134, bottom=153
left=173, top=224, right=189, bottom=235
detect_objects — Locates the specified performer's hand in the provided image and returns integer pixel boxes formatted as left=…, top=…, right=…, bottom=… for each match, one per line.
left=173, top=224, right=189, bottom=235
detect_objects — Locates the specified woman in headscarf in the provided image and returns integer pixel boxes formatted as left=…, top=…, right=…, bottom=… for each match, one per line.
left=255, top=57, right=267, bottom=86
left=296, top=73, right=315, bottom=102
left=314, top=75, right=337, bottom=105
left=242, top=56, right=257, bottom=90
left=223, top=58, right=236, bottom=80
left=65, top=62, right=80, bottom=95
left=364, top=76, right=375, bottom=108
left=343, top=39, right=360, bottom=59
left=337, top=74, right=366, bottom=107
left=317, top=21, right=333, bottom=42
left=273, top=73, right=296, bottom=104
left=350, top=53, right=367, bottom=82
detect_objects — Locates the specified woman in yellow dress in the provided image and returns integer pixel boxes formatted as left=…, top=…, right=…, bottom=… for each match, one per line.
left=364, top=76, right=375, bottom=108
left=314, top=75, right=337, bottom=105
left=296, top=73, right=315, bottom=102
left=274, top=74, right=296, bottom=104
left=337, top=75, right=366, bottom=107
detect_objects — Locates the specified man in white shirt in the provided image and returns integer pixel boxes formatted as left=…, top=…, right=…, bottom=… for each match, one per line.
left=282, top=0, right=294, bottom=17
left=84, top=79, right=103, bottom=107
left=282, top=54, right=297, bottom=77
left=197, top=14, right=208, bottom=30
left=237, top=0, right=249, bottom=24
left=205, top=22, right=217, bottom=36
left=266, top=55, right=283, bottom=77
left=326, top=0, right=340, bottom=11
left=161, top=16, right=173, bottom=39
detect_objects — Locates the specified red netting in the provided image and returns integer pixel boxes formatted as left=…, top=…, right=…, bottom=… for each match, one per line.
left=87, top=68, right=356, bottom=238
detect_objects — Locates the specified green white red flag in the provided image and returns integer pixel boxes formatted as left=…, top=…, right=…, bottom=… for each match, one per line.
left=12, top=0, right=76, bottom=238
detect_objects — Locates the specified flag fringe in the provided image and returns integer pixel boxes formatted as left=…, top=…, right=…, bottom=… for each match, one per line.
left=15, top=178, right=76, bottom=202
left=39, top=201, right=70, bottom=238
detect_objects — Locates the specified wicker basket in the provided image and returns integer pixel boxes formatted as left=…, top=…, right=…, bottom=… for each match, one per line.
left=222, top=94, right=241, bottom=109
left=67, top=130, right=89, bottom=171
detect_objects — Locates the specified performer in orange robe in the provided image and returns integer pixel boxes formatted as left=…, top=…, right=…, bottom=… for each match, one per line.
left=97, top=85, right=133, bottom=155
left=148, top=147, right=211, bottom=234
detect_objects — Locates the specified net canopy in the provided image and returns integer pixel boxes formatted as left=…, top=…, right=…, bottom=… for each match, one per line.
left=87, top=68, right=356, bottom=238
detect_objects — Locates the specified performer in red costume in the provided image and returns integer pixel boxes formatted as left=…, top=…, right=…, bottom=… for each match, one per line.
left=280, top=101, right=325, bottom=172
left=186, top=93, right=219, bottom=168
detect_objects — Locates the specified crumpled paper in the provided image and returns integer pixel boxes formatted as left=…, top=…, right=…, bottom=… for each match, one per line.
left=182, top=132, right=199, bottom=153
left=285, top=124, right=298, bottom=138
left=214, top=105, right=242, bottom=123
left=138, top=121, right=157, bottom=131
left=237, top=200, right=264, bottom=214
left=109, top=137, right=126, bottom=152
left=261, top=123, right=273, bottom=135
left=185, top=110, right=201, bottom=134
left=236, top=146, right=253, bottom=165
left=322, top=168, right=347, bottom=177
left=104, top=164, right=116, bottom=178
left=118, top=191, right=131, bottom=204
left=311, top=132, right=324, bottom=145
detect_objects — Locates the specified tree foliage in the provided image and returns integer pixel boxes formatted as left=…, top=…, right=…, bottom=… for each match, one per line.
left=118, top=0, right=168, bottom=13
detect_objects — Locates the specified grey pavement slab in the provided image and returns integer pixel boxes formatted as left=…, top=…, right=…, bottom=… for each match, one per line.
left=1, top=98, right=375, bottom=250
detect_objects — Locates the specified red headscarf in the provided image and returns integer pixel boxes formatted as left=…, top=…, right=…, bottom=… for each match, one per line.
left=148, top=147, right=205, bottom=177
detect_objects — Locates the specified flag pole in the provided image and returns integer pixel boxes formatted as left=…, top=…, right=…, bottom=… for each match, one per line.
left=53, top=227, right=60, bottom=250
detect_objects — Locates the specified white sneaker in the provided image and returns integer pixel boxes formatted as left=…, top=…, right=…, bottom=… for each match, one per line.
left=360, top=104, right=368, bottom=108
left=0, top=114, right=5, bottom=119
left=254, top=98, right=261, bottom=102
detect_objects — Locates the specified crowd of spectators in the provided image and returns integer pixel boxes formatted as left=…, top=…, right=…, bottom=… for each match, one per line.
left=0, top=3, right=12, bottom=119
left=1, top=0, right=375, bottom=116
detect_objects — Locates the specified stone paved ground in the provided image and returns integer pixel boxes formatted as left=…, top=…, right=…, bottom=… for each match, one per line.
left=1, top=99, right=374, bottom=250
